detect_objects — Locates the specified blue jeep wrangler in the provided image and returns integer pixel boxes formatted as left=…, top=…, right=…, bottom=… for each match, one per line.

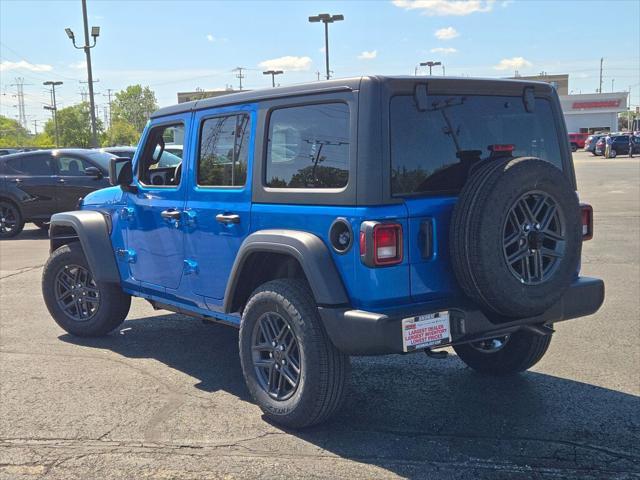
left=42, top=76, right=604, bottom=428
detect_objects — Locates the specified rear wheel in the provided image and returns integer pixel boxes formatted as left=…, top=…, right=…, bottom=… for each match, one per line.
left=453, top=329, right=552, bottom=375
left=239, top=279, right=350, bottom=429
left=42, top=243, right=131, bottom=336
left=0, top=200, right=24, bottom=239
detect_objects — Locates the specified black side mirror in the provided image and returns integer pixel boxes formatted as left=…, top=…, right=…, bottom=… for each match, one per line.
left=84, top=166, right=103, bottom=179
left=109, top=157, right=135, bottom=192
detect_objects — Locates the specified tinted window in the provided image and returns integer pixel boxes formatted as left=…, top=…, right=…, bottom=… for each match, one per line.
left=56, top=156, right=93, bottom=176
left=390, top=95, right=563, bottom=196
left=198, top=114, right=249, bottom=186
left=266, top=103, right=349, bottom=188
left=5, top=154, right=54, bottom=175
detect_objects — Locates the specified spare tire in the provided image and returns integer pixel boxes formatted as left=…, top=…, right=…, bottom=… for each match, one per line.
left=450, top=157, right=582, bottom=318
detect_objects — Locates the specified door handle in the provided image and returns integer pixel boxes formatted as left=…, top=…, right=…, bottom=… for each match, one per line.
left=161, top=209, right=182, bottom=220
left=216, top=213, right=240, bottom=225
left=12, top=178, right=22, bottom=184
left=57, top=178, right=66, bottom=184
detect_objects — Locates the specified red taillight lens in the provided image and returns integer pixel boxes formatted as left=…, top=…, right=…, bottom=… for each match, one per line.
left=489, top=144, right=515, bottom=153
left=373, top=224, right=402, bottom=265
left=359, top=230, right=367, bottom=255
left=581, top=203, right=593, bottom=240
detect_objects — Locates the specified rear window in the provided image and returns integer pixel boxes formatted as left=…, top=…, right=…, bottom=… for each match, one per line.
left=390, top=94, right=563, bottom=196
left=265, top=103, right=349, bottom=189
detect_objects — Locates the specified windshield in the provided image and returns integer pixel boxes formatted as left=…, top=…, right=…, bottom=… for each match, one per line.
left=390, top=94, right=564, bottom=196
left=85, top=151, right=117, bottom=171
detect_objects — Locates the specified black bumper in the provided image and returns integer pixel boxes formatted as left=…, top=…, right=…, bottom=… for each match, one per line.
left=319, top=277, right=605, bottom=355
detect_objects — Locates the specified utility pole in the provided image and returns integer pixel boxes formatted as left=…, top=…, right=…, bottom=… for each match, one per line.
left=233, top=67, right=245, bottom=91
left=263, top=70, right=283, bottom=87
left=611, top=79, right=615, bottom=92
left=599, top=57, right=604, bottom=94
left=316, top=71, right=321, bottom=81
left=33, top=119, right=38, bottom=135
left=43, top=81, right=63, bottom=148
left=9, top=78, right=28, bottom=129
left=308, top=13, right=344, bottom=80
left=104, top=88, right=114, bottom=129
left=65, top=1, right=101, bottom=147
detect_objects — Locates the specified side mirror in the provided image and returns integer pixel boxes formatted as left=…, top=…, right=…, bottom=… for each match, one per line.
left=109, top=157, right=135, bottom=192
left=84, top=166, right=103, bottom=179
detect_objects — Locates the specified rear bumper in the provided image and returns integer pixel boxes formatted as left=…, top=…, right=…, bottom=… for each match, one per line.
left=319, top=276, right=605, bottom=355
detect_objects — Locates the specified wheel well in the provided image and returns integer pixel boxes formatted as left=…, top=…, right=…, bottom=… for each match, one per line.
left=229, top=252, right=310, bottom=313
left=50, top=224, right=80, bottom=252
left=0, top=196, right=20, bottom=213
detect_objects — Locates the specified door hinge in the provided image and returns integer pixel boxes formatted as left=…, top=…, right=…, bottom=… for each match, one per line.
left=120, top=207, right=135, bottom=220
left=116, top=248, right=137, bottom=263
left=183, top=259, right=199, bottom=275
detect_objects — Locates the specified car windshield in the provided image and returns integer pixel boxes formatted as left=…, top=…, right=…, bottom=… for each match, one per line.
left=85, top=151, right=117, bottom=170
left=390, top=94, right=564, bottom=196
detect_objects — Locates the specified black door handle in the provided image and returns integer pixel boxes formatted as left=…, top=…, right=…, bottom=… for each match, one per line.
left=161, top=209, right=181, bottom=220
left=216, top=213, right=240, bottom=225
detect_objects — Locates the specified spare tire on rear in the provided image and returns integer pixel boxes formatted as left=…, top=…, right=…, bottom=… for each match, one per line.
left=450, top=157, right=582, bottom=318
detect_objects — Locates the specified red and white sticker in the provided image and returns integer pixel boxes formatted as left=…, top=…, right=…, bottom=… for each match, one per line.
left=401, top=311, right=451, bottom=352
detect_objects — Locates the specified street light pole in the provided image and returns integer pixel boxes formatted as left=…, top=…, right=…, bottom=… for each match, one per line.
left=65, top=0, right=100, bottom=148
left=420, top=60, right=441, bottom=76
left=43, top=81, right=63, bottom=147
left=263, top=70, right=283, bottom=87
left=308, top=13, right=344, bottom=80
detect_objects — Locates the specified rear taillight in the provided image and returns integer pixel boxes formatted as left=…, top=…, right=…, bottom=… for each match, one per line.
left=581, top=203, right=593, bottom=240
left=360, top=221, right=403, bottom=267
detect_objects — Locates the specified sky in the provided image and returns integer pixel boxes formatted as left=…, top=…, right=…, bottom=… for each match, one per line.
left=1, top=0, right=639, bottom=133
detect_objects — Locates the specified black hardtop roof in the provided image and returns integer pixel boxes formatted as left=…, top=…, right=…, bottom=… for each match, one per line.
left=151, top=75, right=553, bottom=119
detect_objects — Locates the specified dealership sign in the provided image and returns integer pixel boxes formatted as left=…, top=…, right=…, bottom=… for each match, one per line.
left=572, top=100, right=622, bottom=109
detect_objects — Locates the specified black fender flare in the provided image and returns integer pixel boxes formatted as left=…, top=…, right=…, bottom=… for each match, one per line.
left=49, top=210, right=120, bottom=283
left=223, top=229, right=350, bottom=313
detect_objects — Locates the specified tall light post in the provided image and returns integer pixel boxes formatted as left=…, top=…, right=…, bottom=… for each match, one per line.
left=43, top=81, right=63, bottom=147
left=308, top=13, right=344, bottom=80
left=263, top=70, right=283, bottom=87
left=420, top=61, right=442, bottom=76
left=65, top=0, right=100, bottom=148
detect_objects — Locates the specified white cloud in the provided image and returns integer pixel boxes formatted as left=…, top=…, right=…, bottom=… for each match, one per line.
left=430, top=47, right=458, bottom=54
left=392, top=0, right=495, bottom=16
left=0, top=60, right=53, bottom=73
left=358, top=50, right=378, bottom=60
left=206, top=34, right=228, bottom=43
left=258, top=56, right=312, bottom=72
left=69, top=61, right=87, bottom=70
left=494, top=56, right=532, bottom=70
left=434, top=26, right=459, bottom=39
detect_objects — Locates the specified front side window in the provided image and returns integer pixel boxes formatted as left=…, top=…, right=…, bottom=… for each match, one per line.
left=138, top=123, right=184, bottom=187
left=266, top=103, right=349, bottom=189
left=390, top=95, right=563, bottom=196
left=56, top=156, right=92, bottom=176
left=198, top=114, right=249, bottom=187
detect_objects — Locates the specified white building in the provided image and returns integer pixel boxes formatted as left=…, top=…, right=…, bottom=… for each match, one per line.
left=559, top=92, right=629, bottom=133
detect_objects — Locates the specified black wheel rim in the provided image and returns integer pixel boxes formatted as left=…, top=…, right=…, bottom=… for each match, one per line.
left=55, top=264, right=100, bottom=322
left=0, top=204, right=19, bottom=235
left=470, top=335, right=510, bottom=354
left=502, top=191, right=565, bottom=286
left=251, top=312, right=301, bottom=401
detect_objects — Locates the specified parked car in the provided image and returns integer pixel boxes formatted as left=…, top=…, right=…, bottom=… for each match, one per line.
left=97, top=146, right=182, bottom=168
left=568, top=132, right=588, bottom=151
left=42, top=76, right=603, bottom=428
left=0, top=148, right=20, bottom=156
left=0, top=149, right=114, bottom=238
left=584, top=134, right=603, bottom=155
left=608, top=135, right=640, bottom=157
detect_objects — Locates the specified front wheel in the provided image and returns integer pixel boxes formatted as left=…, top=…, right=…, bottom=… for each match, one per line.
left=239, top=279, right=350, bottom=429
left=0, top=200, right=24, bottom=239
left=453, top=328, right=552, bottom=375
left=42, top=242, right=131, bottom=336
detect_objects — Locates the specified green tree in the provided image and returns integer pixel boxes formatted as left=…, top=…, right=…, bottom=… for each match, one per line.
left=111, top=85, right=158, bottom=133
left=44, top=103, right=104, bottom=148
left=0, top=115, right=30, bottom=147
left=103, top=120, right=140, bottom=146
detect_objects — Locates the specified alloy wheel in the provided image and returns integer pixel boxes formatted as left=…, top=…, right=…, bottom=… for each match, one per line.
left=55, top=264, right=100, bottom=322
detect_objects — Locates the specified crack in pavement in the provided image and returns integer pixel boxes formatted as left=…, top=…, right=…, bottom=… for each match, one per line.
left=0, top=264, right=44, bottom=280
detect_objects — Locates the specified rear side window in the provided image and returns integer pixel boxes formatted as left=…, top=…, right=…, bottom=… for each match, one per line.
left=198, top=114, right=250, bottom=187
left=390, top=95, right=563, bottom=196
left=5, top=155, right=54, bottom=175
left=266, top=103, right=349, bottom=189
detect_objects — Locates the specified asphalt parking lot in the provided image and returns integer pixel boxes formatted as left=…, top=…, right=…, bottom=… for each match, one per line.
left=1, top=150, right=638, bottom=479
